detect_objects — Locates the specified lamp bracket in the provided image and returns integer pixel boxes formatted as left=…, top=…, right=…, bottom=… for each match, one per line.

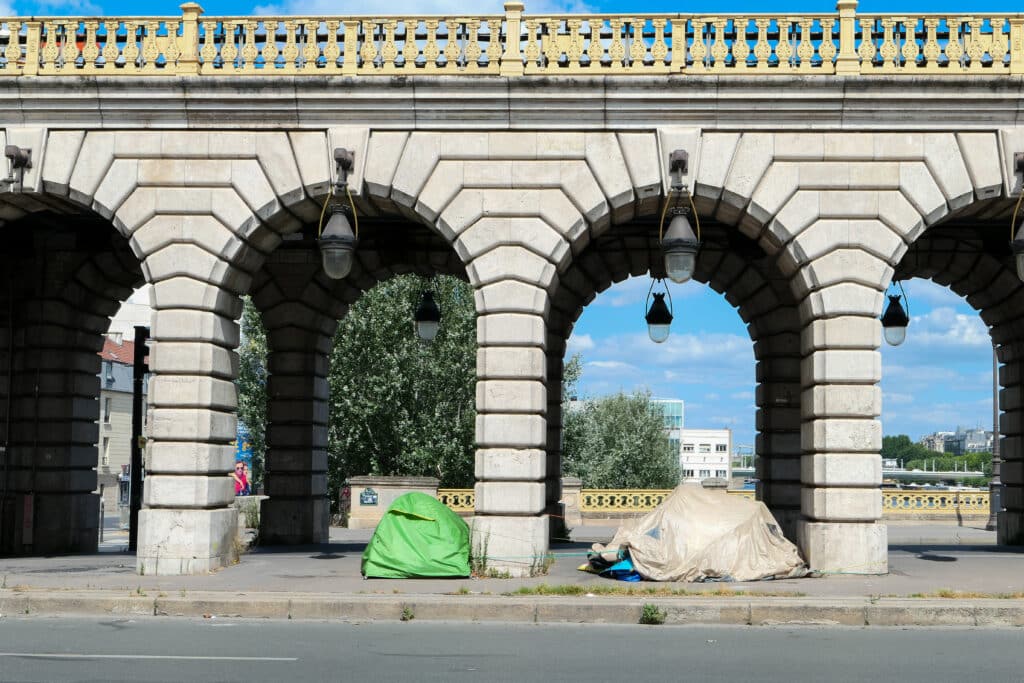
left=1, top=145, right=31, bottom=193
left=333, top=147, right=354, bottom=191
left=669, top=150, right=688, bottom=175
left=1015, top=152, right=1024, bottom=175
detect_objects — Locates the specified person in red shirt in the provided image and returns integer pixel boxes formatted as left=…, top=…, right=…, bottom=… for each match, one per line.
left=231, top=461, right=248, bottom=496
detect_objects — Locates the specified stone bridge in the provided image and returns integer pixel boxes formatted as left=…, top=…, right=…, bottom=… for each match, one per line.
left=0, top=2, right=1022, bottom=576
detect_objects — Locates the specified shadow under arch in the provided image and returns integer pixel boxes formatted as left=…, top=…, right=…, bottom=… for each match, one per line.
left=890, top=196, right=1024, bottom=545
left=0, top=195, right=145, bottom=556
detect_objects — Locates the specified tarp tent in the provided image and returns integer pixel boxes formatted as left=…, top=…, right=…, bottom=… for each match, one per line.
left=361, top=491, right=471, bottom=579
left=591, top=485, right=807, bottom=582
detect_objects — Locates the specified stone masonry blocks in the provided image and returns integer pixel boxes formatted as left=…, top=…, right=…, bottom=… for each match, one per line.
left=797, top=520, right=887, bottom=574
left=476, top=414, right=546, bottom=449
left=474, top=482, right=546, bottom=515
left=801, top=453, right=882, bottom=487
left=801, top=418, right=881, bottom=453
left=477, top=347, right=547, bottom=381
left=801, top=487, right=882, bottom=521
left=471, top=515, right=550, bottom=578
left=137, top=508, right=238, bottom=576
left=801, top=350, right=881, bottom=385
left=475, top=449, right=547, bottom=481
left=476, top=380, right=546, bottom=414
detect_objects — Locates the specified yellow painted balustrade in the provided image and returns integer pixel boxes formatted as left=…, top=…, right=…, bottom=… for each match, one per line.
left=438, top=488, right=992, bottom=519
left=0, top=2, right=1020, bottom=76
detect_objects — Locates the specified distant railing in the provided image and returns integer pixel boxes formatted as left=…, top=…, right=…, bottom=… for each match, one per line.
left=437, top=487, right=992, bottom=519
left=0, top=2, right=1020, bottom=77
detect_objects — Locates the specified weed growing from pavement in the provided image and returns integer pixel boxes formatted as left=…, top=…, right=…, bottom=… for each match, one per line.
left=639, top=604, right=667, bottom=625
left=400, top=605, right=414, bottom=621
left=907, top=589, right=1024, bottom=599
left=505, top=583, right=806, bottom=598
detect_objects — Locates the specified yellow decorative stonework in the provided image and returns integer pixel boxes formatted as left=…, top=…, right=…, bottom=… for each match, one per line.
left=1, top=4, right=1020, bottom=77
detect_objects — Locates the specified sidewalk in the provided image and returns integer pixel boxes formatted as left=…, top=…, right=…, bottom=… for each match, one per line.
left=1, top=522, right=1022, bottom=626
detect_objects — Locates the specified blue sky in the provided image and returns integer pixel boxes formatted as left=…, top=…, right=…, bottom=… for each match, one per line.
left=25, top=0, right=1003, bottom=448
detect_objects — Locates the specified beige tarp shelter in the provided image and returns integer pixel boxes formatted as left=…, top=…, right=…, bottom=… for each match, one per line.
left=592, top=485, right=807, bottom=582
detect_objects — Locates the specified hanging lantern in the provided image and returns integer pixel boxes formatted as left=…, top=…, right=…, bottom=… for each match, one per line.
left=645, top=280, right=674, bottom=344
left=880, top=291, right=910, bottom=347
left=414, top=291, right=441, bottom=342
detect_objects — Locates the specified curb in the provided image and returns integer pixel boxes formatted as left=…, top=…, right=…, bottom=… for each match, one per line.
left=2, top=590, right=1023, bottom=627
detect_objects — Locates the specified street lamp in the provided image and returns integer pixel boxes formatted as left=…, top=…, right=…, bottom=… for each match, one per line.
left=318, top=148, right=358, bottom=280
left=880, top=281, right=910, bottom=347
left=1010, top=153, right=1024, bottom=282
left=414, top=290, right=441, bottom=342
left=660, top=150, right=700, bottom=284
left=645, top=279, right=673, bottom=344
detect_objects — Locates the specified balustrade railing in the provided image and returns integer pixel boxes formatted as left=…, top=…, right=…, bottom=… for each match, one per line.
left=437, top=487, right=990, bottom=518
left=0, top=2, right=1020, bottom=77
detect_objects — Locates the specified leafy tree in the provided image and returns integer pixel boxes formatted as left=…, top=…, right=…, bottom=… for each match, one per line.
left=327, top=274, right=477, bottom=495
left=237, top=296, right=268, bottom=488
left=563, top=390, right=679, bottom=489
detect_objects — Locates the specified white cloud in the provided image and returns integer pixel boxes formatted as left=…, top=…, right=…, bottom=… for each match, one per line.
left=35, top=0, right=102, bottom=13
left=730, top=391, right=753, bottom=401
left=909, top=306, right=989, bottom=348
left=704, top=392, right=720, bottom=401
left=882, top=392, right=914, bottom=406
left=567, top=333, right=594, bottom=353
left=0, top=2, right=14, bottom=14
left=587, top=360, right=635, bottom=372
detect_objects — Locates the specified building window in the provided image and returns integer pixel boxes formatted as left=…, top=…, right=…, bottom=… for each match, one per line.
left=683, top=469, right=695, bottom=478
left=715, top=469, right=726, bottom=478
left=716, top=444, right=727, bottom=453
left=699, top=469, right=711, bottom=478
left=669, top=438, right=680, bottom=453
left=101, top=438, right=110, bottom=466
left=682, top=444, right=694, bottom=453
left=698, top=443, right=711, bottom=453
left=103, top=398, right=112, bottom=424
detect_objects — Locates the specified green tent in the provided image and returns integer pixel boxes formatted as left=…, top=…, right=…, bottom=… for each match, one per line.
left=361, top=492, right=471, bottom=578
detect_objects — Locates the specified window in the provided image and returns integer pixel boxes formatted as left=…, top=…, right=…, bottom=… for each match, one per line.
left=699, top=469, right=711, bottom=478
left=716, top=444, right=727, bottom=453
left=715, top=469, right=726, bottom=478
left=683, top=469, right=695, bottom=478
left=698, top=443, right=711, bottom=453
left=101, top=438, right=110, bottom=466
left=682, top=444, right=694, bottom=453
left=668, top=438, right=680, bottom=453
left=103, top=398, right=112, bottom=424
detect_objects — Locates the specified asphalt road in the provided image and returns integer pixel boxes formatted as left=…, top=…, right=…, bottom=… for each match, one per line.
left=0, top=618, right=1020, bottom=683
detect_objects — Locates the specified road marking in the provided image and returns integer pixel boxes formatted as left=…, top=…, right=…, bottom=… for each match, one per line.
left=0, top=653, right=296, bottom=662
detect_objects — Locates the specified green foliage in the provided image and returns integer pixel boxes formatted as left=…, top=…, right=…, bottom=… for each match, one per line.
left=237, top=296, right=268, bottom=488
left=327, top=274, right=477, bottom=495
left=884, top=434, right=993, bottom=480
left=563, top=390, right=680, bottom=489
left=881, top=434, right=942, bottom=464
left=639, top=603, right=667, bottom=625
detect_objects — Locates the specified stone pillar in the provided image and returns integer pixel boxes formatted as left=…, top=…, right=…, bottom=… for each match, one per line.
left=261, top=341, right=330, bottom=544
left=753, top=329, right=803, bottom=539
left=998, top=345, right=1024, bottom=543
left=137, top=281, right=241, bottom=575
left=544, top=341, right=567, bottom=541
left=3, top=334, right=102, bottom=554
left=474, top=311, right=549, bottom=577
left=798, top=310, right=886, bottom=574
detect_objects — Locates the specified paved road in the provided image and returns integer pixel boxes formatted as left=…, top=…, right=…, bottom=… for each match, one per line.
left=0, top=618, right=1020, bottom=683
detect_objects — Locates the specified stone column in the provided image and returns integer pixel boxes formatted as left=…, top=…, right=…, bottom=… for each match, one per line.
left=261, top=338, right=331, bottom=544
left=544, top=340, right=567, bottom=540
left=137, top=280, right=241, bottom=575
left=474, top=310, right=549, bottom=577
left=753, top=329, right=803, bottom=539
left=798, top=309, right=886, bottom=574
left=3, top=332, right=102, bottom=554
left=998, top=344, right=1024, bottom=544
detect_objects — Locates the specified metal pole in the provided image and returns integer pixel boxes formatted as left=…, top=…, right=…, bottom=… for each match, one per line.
left=987, top=342, right=1001, bottom=531
left=128, top=326, right=148, bottom=552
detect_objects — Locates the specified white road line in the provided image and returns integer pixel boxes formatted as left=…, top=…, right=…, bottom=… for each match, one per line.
left=0, top=653, right=296, bottom=662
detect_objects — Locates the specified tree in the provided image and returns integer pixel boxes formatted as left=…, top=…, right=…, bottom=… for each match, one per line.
left=327, top=274, right=477, bottom=495
left=563, top=390, right=679, bottom=489
left=237, top=296, right=268, bottom=488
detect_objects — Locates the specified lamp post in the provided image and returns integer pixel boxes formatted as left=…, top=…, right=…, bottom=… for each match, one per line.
left=644, top=279, right=673, bottom=344
left=880, top=281, right=910, bottom=347
left=660, top=150, right=700, bottom=284
left=988, top=342, right=1002, bottom=531
left=318, top=148, right=358, bottom=280
left=414, top=290, right=441, bottom=342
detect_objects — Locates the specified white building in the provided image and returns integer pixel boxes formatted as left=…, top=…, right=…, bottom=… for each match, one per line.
left=679, top=428, right=732, bottom=483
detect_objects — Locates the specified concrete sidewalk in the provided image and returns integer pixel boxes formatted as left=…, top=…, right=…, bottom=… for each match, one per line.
left=1, top=522, right=1022, bottom=627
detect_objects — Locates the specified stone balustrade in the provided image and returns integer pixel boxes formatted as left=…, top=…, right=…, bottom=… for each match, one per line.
left=436, top=487, right=994, bottom=522
left=0, top=2, right=1020, bottom=77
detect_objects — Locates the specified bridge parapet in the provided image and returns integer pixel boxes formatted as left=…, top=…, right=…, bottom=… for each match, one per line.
left=0, top=1, right=1020, bottom=77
